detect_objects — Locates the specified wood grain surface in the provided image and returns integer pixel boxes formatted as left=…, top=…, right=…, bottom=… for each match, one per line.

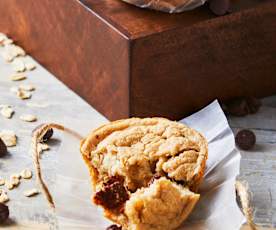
left=0, top=0, right=275, bottom=120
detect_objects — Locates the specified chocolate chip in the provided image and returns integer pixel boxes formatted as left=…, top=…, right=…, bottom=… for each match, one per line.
left=0, top=138, right=7, bottom=157
left=0, top=203, right=9, bottom=223
left=32, top=124, right=53, bottom=142
left=208, top=0, right=231, bottom=16
left=94, top=176, right=129, bottom=211
left=235, top=129, right=256, bottom=150
left=106, top=224, right=122, bottom=230
left=224, top=97, right=261, bottom=117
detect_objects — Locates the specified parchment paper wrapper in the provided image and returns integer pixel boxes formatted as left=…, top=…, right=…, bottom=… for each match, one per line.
left=121, top=0, right=206, bottom=13
left=51, top=100, right=245, bottom=229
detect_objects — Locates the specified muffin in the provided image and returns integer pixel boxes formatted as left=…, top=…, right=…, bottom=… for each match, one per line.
left=80, top=118, right=208, bottom=230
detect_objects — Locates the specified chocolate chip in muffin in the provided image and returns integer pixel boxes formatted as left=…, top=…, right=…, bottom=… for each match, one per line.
left=106, top=224, right=122, bottom=230
left=94, top=176, right=129, bottom=211
left=208, top=0, right=231, bottom=16
left=0, top=203, right=9, bottom=223
left=0, top=138, right=7, bottom=157
left=235, top=129, right=256, bottom=150
left=32, top=124, right=53, bottom=142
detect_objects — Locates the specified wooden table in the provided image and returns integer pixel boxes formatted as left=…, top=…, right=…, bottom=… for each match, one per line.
left=0, top=43, right=275, bottom=229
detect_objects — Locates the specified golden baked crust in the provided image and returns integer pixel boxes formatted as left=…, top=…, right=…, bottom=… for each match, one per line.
left=80, top=117, right=208, bottom=229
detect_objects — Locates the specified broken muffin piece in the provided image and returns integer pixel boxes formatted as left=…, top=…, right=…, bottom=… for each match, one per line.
left=80, top=117, right=208, bottom=230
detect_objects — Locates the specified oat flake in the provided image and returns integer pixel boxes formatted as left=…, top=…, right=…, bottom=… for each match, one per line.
left=0, top=130, right=17, bottom=147
left=6, top=181, right=14, bottom=190
left=16, top=89, right=32, bottom=100
left=2, top=51, right=14, bottom=62
left=1, top=106, right=14, bottom=119
left=20, top=114, right=37, bottom=122
left=10, top=73, right=27, bottom=81
left=10, top=173, right=21, bottom=180
left=24, top=188, right=39, bottom=197
left=19, top=84, right=35, bottom=91
left=0, top=190, right=9, bottom=203
left=25, top=62, right=36, bottom=71
left=12, top=59, right=26, bottom=72
left=20, top=169, right=32, bottom=179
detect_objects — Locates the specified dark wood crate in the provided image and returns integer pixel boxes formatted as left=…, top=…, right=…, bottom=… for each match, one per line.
left=0, top=0, right=275, bottom=120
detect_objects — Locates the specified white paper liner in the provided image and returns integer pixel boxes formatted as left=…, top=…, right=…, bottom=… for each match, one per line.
left=51, top=100, right=245, bottom=229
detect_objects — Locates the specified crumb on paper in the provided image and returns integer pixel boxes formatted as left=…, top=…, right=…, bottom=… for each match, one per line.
left=16, top=89, right=32, bottom=100
left=0, top=130, right=17, bottom=147
left=20, top=169, right=32, bottom=179
left=1, top=106, right=14, bottom=119
left=20, top=114, right=37, bottom=122
left=10, top=73, right=27, bottom=81
left=24, top=188, right=39, bottom=197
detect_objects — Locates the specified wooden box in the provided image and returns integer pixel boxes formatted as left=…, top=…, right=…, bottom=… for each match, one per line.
left=0, top=0, right=275, bottom=120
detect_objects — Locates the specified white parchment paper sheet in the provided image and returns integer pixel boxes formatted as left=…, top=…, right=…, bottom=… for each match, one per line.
left=51, top=100, right=245, bottom=229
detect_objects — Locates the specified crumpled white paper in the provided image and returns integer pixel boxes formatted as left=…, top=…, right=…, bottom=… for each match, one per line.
left=51, top=100, right=245, bottom=229
left=122, top=0, right=206, bottom=13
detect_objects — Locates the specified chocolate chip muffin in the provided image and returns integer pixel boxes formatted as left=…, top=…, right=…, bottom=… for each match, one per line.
left=80, top=118, right=208, bottom=230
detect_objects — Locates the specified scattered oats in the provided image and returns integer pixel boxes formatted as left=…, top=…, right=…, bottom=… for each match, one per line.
left=10, top=173, right=21, bottom=180
left=20, top=114, right=37, bottom=122
left=20, top=169, right=32, bottom=179
left=24, top=188, right=39, bottom=197
left=12, top=59, right=26, bottom=72
left=38, top=143, right=50, bottom=154
left=2, top=51, right=14, bottom=62
left=1, top=106, right=14, bottom=119
left=10, top=177, right=20, bottom=187
left=25, top=62, right=36, bottom=71
left=3, top=38, right=13, bottom=45
left=0, top=130, right=17, bottom=147
left=10, top=73, right=27, bottom=81
left=16, top=89, right=32, bottom=100
left=0, top=190, right=9, bottom=203
left=10, top=86, right=19, bottom=94
left=0, top=178, right=5, bottom=186
left=9, top=44, right=26, bottom=57
left=5, top=181, right=14, bottom=190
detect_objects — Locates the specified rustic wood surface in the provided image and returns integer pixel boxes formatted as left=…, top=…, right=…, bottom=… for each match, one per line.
left=0, top=41, right=275, bottom=229
left=0, top=0, right=275, bottom=121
